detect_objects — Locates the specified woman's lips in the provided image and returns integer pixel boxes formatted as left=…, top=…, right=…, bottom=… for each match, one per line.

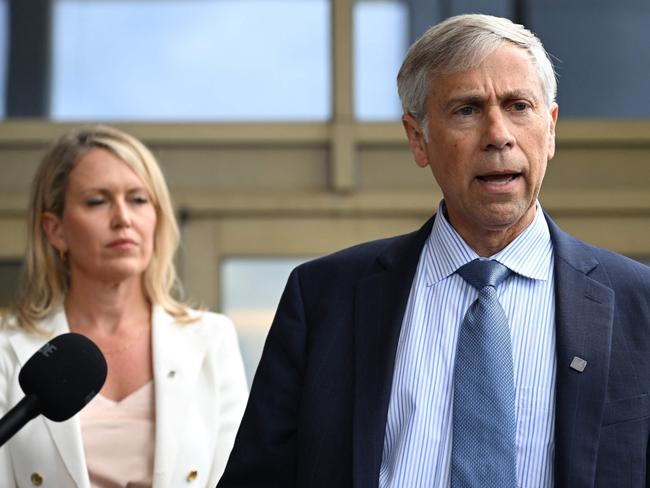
left=108, top=239, right=137, bottom=249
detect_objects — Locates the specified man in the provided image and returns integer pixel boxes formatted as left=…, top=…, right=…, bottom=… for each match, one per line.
left=219, top=14, right=650, bottom=487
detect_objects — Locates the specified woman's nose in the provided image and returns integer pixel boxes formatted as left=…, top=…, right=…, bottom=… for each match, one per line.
left=110, top=200, right=132, bottom=228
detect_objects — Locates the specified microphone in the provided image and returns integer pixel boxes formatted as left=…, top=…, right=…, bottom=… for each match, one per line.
left=0, top=332, right=107, bottom=447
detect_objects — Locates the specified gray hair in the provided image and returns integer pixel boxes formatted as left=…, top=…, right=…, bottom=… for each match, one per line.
left=397, top=14, right=557, bottom=125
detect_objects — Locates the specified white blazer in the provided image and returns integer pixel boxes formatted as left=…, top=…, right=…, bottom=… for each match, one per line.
left=0, top=305, right=249, bottom=488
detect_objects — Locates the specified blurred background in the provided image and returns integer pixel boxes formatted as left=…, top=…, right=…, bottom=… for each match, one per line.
left=0, top=0, right=649, bottom=384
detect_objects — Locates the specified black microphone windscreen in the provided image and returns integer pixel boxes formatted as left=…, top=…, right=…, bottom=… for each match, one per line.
left=18, top=332, right=107, bottom=422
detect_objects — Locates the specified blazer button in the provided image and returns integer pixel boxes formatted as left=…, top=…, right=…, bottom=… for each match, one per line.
left=30, top=473, right=43, bottom=486
left=186, top=469, right=198, bottom=482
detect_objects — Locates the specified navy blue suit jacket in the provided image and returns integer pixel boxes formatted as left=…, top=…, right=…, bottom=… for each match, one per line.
left=219, top=214, right=650, bottom=487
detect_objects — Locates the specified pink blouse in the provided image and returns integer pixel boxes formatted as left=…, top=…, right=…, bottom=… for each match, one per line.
left=80, top=382, right=155, bottom=488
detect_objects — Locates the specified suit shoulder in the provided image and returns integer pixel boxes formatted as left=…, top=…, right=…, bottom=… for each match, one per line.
left=295, top=230, right=418, bottom=277
left=595, top=247, right=650, bottom=287
left=161, top=307, right=239, bottom=351
left=570, top=239, right=650, bottom=290
left=184, top=308, right=237, bottom=333
left=577, top=238, right=649, bottom=271
left=548, top=215, right=650, bottom=289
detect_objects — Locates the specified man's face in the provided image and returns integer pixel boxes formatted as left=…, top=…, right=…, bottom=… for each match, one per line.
left=403, top=43, right=558, bottom=253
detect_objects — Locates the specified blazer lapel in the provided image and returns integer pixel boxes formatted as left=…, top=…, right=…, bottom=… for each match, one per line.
left=8, top=310, right=90, bottom=488
left=548, top=216, right=615, bottom=487
left=151, top=306, right=209, bottom=488
left=352, top=216, right=434, bottom=488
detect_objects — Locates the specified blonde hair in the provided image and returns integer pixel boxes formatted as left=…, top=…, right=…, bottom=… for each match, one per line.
left=12, top=125, right=193, bottom=332
left=398, top=14, right=557, bottom=125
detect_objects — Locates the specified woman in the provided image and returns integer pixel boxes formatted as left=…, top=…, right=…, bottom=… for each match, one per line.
left=0, top=125, right=248, bottom=487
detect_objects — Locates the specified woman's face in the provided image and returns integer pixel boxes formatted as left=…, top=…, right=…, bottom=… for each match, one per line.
left=43, top=148, right=157, bottom=286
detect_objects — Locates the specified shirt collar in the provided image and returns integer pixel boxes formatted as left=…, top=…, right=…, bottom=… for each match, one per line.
left=423, top=200, right=553, bottom=285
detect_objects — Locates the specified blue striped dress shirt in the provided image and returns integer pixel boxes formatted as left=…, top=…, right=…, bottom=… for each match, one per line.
left=379, top=201, right=556, bottom=487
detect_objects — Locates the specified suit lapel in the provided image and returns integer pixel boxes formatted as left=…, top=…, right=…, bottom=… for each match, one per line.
left=547, top=216, right=614, bottom=487
left=8, top=310, right=90, bottom=488
left=352, top=217, right=434, bottom=488
left=151, top=306, right=209, bottom=488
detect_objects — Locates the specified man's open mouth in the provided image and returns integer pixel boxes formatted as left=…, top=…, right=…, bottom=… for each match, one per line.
left=476, top=173, right=521, bottom=185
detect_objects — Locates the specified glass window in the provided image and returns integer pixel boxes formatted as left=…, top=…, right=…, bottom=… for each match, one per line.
left=528, top=1, right=650, bottom=118
left=0, top=0, right=7, bottom=118
left=0, top=260, right=23, bottom=309
left=361, top=0, right=650, bottom=119
left=354, top=0, right=409, bottom=121
left=51, top=0, right=330, bottom=121
left=221, top=257, right=311, bottom=384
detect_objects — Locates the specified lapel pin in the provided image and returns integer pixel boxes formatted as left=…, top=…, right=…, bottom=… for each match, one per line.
left=570, top=356, right=587, bottom=373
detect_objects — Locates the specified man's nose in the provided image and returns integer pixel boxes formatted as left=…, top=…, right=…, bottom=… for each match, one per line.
left=481, top=108, right=515, bottom=150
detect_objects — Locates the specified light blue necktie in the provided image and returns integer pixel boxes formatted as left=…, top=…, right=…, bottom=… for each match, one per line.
left=451, top=259, right=517, bottom=488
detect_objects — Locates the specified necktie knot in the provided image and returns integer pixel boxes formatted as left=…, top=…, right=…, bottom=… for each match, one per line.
left=457, top=259, right=511, bottom=290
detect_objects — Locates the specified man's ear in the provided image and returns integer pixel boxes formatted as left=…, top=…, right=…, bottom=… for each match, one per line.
left=402, top=114, right=430, bottom=168
left=547, top=102, right=559, bottom=160
left=41, top=212, right=67, bottom=254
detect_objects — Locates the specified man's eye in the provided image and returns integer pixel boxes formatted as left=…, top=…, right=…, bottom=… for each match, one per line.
left=511, top=102, right=529, bottom=112
left=457, top=106, right=476, bottom=116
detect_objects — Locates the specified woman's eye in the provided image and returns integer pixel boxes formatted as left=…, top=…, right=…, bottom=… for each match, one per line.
left=85, top=198, right=105, bottom=206
left=131, top=195, right=149, bottom=204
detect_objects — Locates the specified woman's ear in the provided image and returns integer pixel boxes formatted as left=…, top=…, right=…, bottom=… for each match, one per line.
left=41, top=212, right=67, bottom=254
